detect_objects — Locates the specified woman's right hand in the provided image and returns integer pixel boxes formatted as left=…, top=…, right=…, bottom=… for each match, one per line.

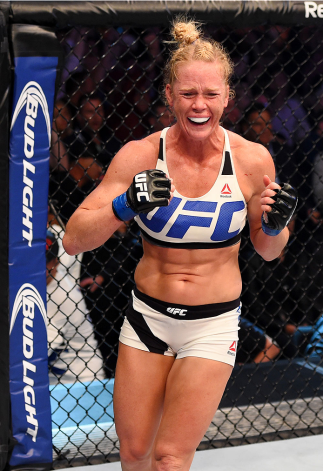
left=112, top=169, right=172, bottom=221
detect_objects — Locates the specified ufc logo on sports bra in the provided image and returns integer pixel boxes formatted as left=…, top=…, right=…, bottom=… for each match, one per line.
left=139, top=197, right=245, bottom=241
left=135, top=173, right=149, bottom=202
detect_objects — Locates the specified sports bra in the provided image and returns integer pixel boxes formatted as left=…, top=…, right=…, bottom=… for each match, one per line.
left=135, top=126, right=247, bottom=249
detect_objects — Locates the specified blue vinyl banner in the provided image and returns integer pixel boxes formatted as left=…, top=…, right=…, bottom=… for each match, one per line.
left=9, top=55, right=57, bottom=467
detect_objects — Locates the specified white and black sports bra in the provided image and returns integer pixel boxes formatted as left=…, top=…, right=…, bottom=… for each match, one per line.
left=135, top=126, right=247, bottom=249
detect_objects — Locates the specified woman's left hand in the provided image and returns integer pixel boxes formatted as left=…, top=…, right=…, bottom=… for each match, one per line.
left=260, top=175, right=281, bottom=215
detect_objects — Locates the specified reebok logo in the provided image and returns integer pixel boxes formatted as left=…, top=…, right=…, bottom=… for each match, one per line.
left=220, top=183, right=232, bottom=198
left=227, top=341, right=237, bottom=356
left=304, top=2, right=323, bottom=18
left=166, top=307, right=187, bottom=316
left=229, top=341, right=236, bottom=352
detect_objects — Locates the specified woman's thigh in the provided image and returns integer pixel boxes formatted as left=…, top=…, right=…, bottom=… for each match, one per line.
left=114, top=342, right=175, bottom=453
left=154, top=357, right=233, bottom=459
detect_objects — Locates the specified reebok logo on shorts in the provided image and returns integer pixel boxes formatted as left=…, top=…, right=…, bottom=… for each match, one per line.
left=227, top=341, right=237, bottom=356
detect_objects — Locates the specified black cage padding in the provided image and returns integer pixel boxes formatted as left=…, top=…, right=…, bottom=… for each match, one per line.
left=8, top=1, right=323, bottom=27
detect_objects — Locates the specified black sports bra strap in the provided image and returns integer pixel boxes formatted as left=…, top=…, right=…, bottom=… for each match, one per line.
left=221, top=151, right=233, bottom=176
left=157, top=127, right=170, bottom=162
left=158, top=136, right=164, bottom=161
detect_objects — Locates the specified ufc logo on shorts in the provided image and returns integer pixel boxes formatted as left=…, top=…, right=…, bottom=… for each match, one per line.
left=167, top=307, right=188, bottom=316
left=135, top=173, right=149, bottom=202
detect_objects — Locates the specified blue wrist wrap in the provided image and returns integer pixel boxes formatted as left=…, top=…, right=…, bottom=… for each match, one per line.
left=261, top=213, right=282, bottom=236
left=112, top=192, right=137, bottom=221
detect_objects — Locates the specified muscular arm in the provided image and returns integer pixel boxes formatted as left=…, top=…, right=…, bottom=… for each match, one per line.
left=247, top=145, right=289, bottom=261
left=63, top=139, right=158, bottom=255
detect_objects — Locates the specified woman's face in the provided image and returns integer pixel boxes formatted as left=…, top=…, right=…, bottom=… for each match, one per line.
left=165, top=60, right=229, bottom=140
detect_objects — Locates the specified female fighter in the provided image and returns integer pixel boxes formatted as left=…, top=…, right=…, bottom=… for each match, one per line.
left=63, top=18, right=297, bottom=471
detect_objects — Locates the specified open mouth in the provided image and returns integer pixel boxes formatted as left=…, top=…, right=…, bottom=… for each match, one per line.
left=188, top=117, right=210, bottom=125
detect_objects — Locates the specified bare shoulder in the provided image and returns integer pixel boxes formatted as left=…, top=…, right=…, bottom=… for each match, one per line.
left=108, top=131, right=161, bottom=178
left=227, top=130, right=275, bottom=198
left=228, top=131, right=273, bottom=168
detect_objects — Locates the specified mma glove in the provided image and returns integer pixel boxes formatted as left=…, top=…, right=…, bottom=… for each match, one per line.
left=261, top=183, right=298, bottom=236
left=112, top=169, right=171, bottom=222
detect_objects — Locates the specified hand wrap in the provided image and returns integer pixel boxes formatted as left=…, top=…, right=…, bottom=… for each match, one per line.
left=261, top=183, right=298, bottom=236
left=112, top=169, right=171, bottom=222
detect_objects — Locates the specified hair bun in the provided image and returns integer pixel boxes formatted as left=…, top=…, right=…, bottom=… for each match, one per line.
left=172, top=20, right=200, bottom=46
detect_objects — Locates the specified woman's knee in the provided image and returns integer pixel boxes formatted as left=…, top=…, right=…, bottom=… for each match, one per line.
left=119, top=440, right=151, bottom=466
left=154, top=454, right=183, bottom=471
left=154, top=445, right=194, bottom=471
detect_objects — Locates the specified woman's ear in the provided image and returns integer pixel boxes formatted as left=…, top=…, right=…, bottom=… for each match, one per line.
left=224, top=85, right=230, bottom=108
left=165, top=84, right=173, bottom=107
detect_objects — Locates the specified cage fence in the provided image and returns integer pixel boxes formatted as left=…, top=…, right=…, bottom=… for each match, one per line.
left=28, top=6, right=323, bottom=469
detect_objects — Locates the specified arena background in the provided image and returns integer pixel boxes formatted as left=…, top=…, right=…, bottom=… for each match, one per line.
left=1, top=1, right=323, bottom=469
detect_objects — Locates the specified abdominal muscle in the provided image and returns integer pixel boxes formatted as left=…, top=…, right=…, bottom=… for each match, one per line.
left=134, top=240, right=242, bottom=306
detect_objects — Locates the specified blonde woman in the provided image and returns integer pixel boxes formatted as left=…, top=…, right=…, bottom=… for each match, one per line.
left=63, top=18, right=297, bottom=471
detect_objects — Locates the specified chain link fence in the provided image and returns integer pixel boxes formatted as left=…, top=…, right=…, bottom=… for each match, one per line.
left=46, top=19, right=323, bottom=468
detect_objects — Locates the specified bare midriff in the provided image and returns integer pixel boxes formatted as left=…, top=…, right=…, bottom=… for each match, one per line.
left=134, top=239, right=242, bottom=306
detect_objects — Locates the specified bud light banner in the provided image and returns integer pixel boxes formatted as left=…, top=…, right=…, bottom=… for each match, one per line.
left=8, top=25, right=62, bottom=470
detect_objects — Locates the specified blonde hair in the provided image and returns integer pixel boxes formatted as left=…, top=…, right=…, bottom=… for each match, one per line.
left=163, top=17, right=234, bottom=101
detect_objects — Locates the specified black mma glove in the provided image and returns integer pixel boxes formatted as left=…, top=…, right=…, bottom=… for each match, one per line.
left=261, top=183, right=298, bottom=236
left=112, top=169, right=171, bottom=221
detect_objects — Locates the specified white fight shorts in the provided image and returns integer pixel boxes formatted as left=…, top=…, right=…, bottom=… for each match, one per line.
left=119, top=287, right=241, bottom=366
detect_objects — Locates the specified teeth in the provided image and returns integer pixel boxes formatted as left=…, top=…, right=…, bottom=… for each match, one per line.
left=188, top=117, right=210, bottom=124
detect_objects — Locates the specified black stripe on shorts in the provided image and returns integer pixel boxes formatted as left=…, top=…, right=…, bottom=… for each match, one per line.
left=126, top=304, right=169, bottom=355
left=134, top=287, right=240, bottom=321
